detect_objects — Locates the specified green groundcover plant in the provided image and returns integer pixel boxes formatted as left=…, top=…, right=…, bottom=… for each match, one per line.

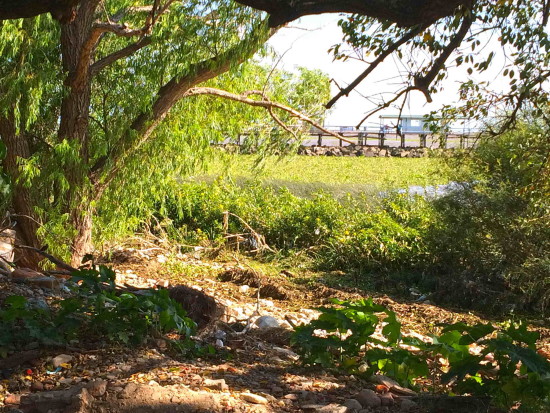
left=291, top=298, right=550, bottom=411
left=0, top=266, right=197, bottom=356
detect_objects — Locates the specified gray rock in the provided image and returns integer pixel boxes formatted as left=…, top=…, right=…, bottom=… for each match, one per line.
left=203, top=379, right=228, bottom=392
left=86, top=379, right=107, bottom=397
left=27, top=298, right=49, bottom=311
left=379, top=392, right=394, bottom=406
left=120, top=382, right=138, bottom=399
left=343, top=398, right=363, bottom=411
left=214, top=330, right=227, bottom=340
left=400, top=399, right=418, bottom=412
left=370, top=374, right=400, bottom=388
left=272, top=346, right=298, bottom=359
left=255, top=315, right=280, bottom=329
left=356, top=389, right=381, bottom=408
left=302, top=404, right=347, bottom=413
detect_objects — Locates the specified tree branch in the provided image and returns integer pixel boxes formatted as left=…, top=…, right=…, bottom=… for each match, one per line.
left=0, top=0, right=80, bottom=22
left=15, top=245, right=77, bottom=272
left=356, top=87, right=414, bottom=128
left=82, top=0, right=174, bottom=82
left=92, top=21, right=148, bottom=37
left=413, top=12, right=473, bottom=102
left=325, top=24, right=425, bottom=109
left=92, top=22, right=276, bottom=191
left=184, top=87, right=355, bottom=145
left=236, top=0, right=474, bottom=28
left=90, top=37, right=152, bottom=76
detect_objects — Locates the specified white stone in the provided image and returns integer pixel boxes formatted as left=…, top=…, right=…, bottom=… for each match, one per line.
left=241, top=392, right=268, bottom=404
left=260, top=299, right=274, bottom=307
left=272, top=346, right=298, bottom=360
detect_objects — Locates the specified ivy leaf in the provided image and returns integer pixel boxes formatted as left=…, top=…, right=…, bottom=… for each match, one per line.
left=382, top=310, right=401, bottom=345
left=4, top=295, right=27, bottom=310
left=442, top=355, right=485, bottom=383
left=489, top=339, right=550, bottom=376
left=502, top=322, right=539, bottom=348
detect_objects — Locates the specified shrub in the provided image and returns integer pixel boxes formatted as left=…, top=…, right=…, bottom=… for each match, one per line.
left=0, top=266, right=196, bottom=356
left=292, top=299, right=550, bottom=411
left=424, top=123, right=550, bottom=312
left=154, top=121, right=549, bottom=314
left=318, top=194, right=433, bottom=274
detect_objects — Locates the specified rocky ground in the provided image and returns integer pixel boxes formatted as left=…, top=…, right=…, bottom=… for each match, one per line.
left=1, top=242, right=549, bottom=413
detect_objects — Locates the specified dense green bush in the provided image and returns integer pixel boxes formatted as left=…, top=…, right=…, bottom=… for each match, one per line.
left=318, top=194, right=433, bottom=274
left=0, top=266, right=196, bottom=355
left=423, top=123, right=550, bottom=312
left=159, top=180, right=349, bottom=250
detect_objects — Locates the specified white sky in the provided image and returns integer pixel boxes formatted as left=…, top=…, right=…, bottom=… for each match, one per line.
left=266, top=14, right=506, bottom=128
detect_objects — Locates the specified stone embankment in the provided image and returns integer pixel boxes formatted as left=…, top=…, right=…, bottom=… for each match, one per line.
left=213, top=143, right=455, bottom=158
left=297, top=145, right=449, bottom=158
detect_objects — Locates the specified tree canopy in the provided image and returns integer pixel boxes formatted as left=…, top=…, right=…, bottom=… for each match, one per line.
left=1, top=0, right=549, bottom=269
left=0, top=1, right=330, bottom=267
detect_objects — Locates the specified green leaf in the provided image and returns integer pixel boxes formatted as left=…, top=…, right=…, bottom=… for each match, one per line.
left=442, top=355, right=485, bottom=383
left=489, top=339, right=550, bottom=376
left=4, top=295, right=27, bottom=309
left=382, top=310, right=401, bottom=345
left=502, top=322, right=539, bottom=347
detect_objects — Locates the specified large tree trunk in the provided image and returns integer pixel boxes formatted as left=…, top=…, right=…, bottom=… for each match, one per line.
left=69, top=203, right=93, bottom=267
left=58, top=1, right=98, bottom=266
left=0, top=115, right=43, bottom=269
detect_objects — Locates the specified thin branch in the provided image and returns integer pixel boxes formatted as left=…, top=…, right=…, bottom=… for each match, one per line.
left=86, top=0, right=174, bottom=78
left=111, top=5, right=155, bottom=23
left=243, top=91, right=299, bottom=139
left=92, top=22, right=148, bottom=37
left=92, top=22, right=277, bottom=192
left=184, top=87, right=356, bottom=145
left=90, top=36, right=152, bottom=76
left=356, top=87, right=414, bottom=128
left=326, top=24, right=425, bottom=109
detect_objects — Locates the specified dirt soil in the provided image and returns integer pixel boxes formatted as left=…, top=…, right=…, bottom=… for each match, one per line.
left=0, top=243, right=548, bottom=413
